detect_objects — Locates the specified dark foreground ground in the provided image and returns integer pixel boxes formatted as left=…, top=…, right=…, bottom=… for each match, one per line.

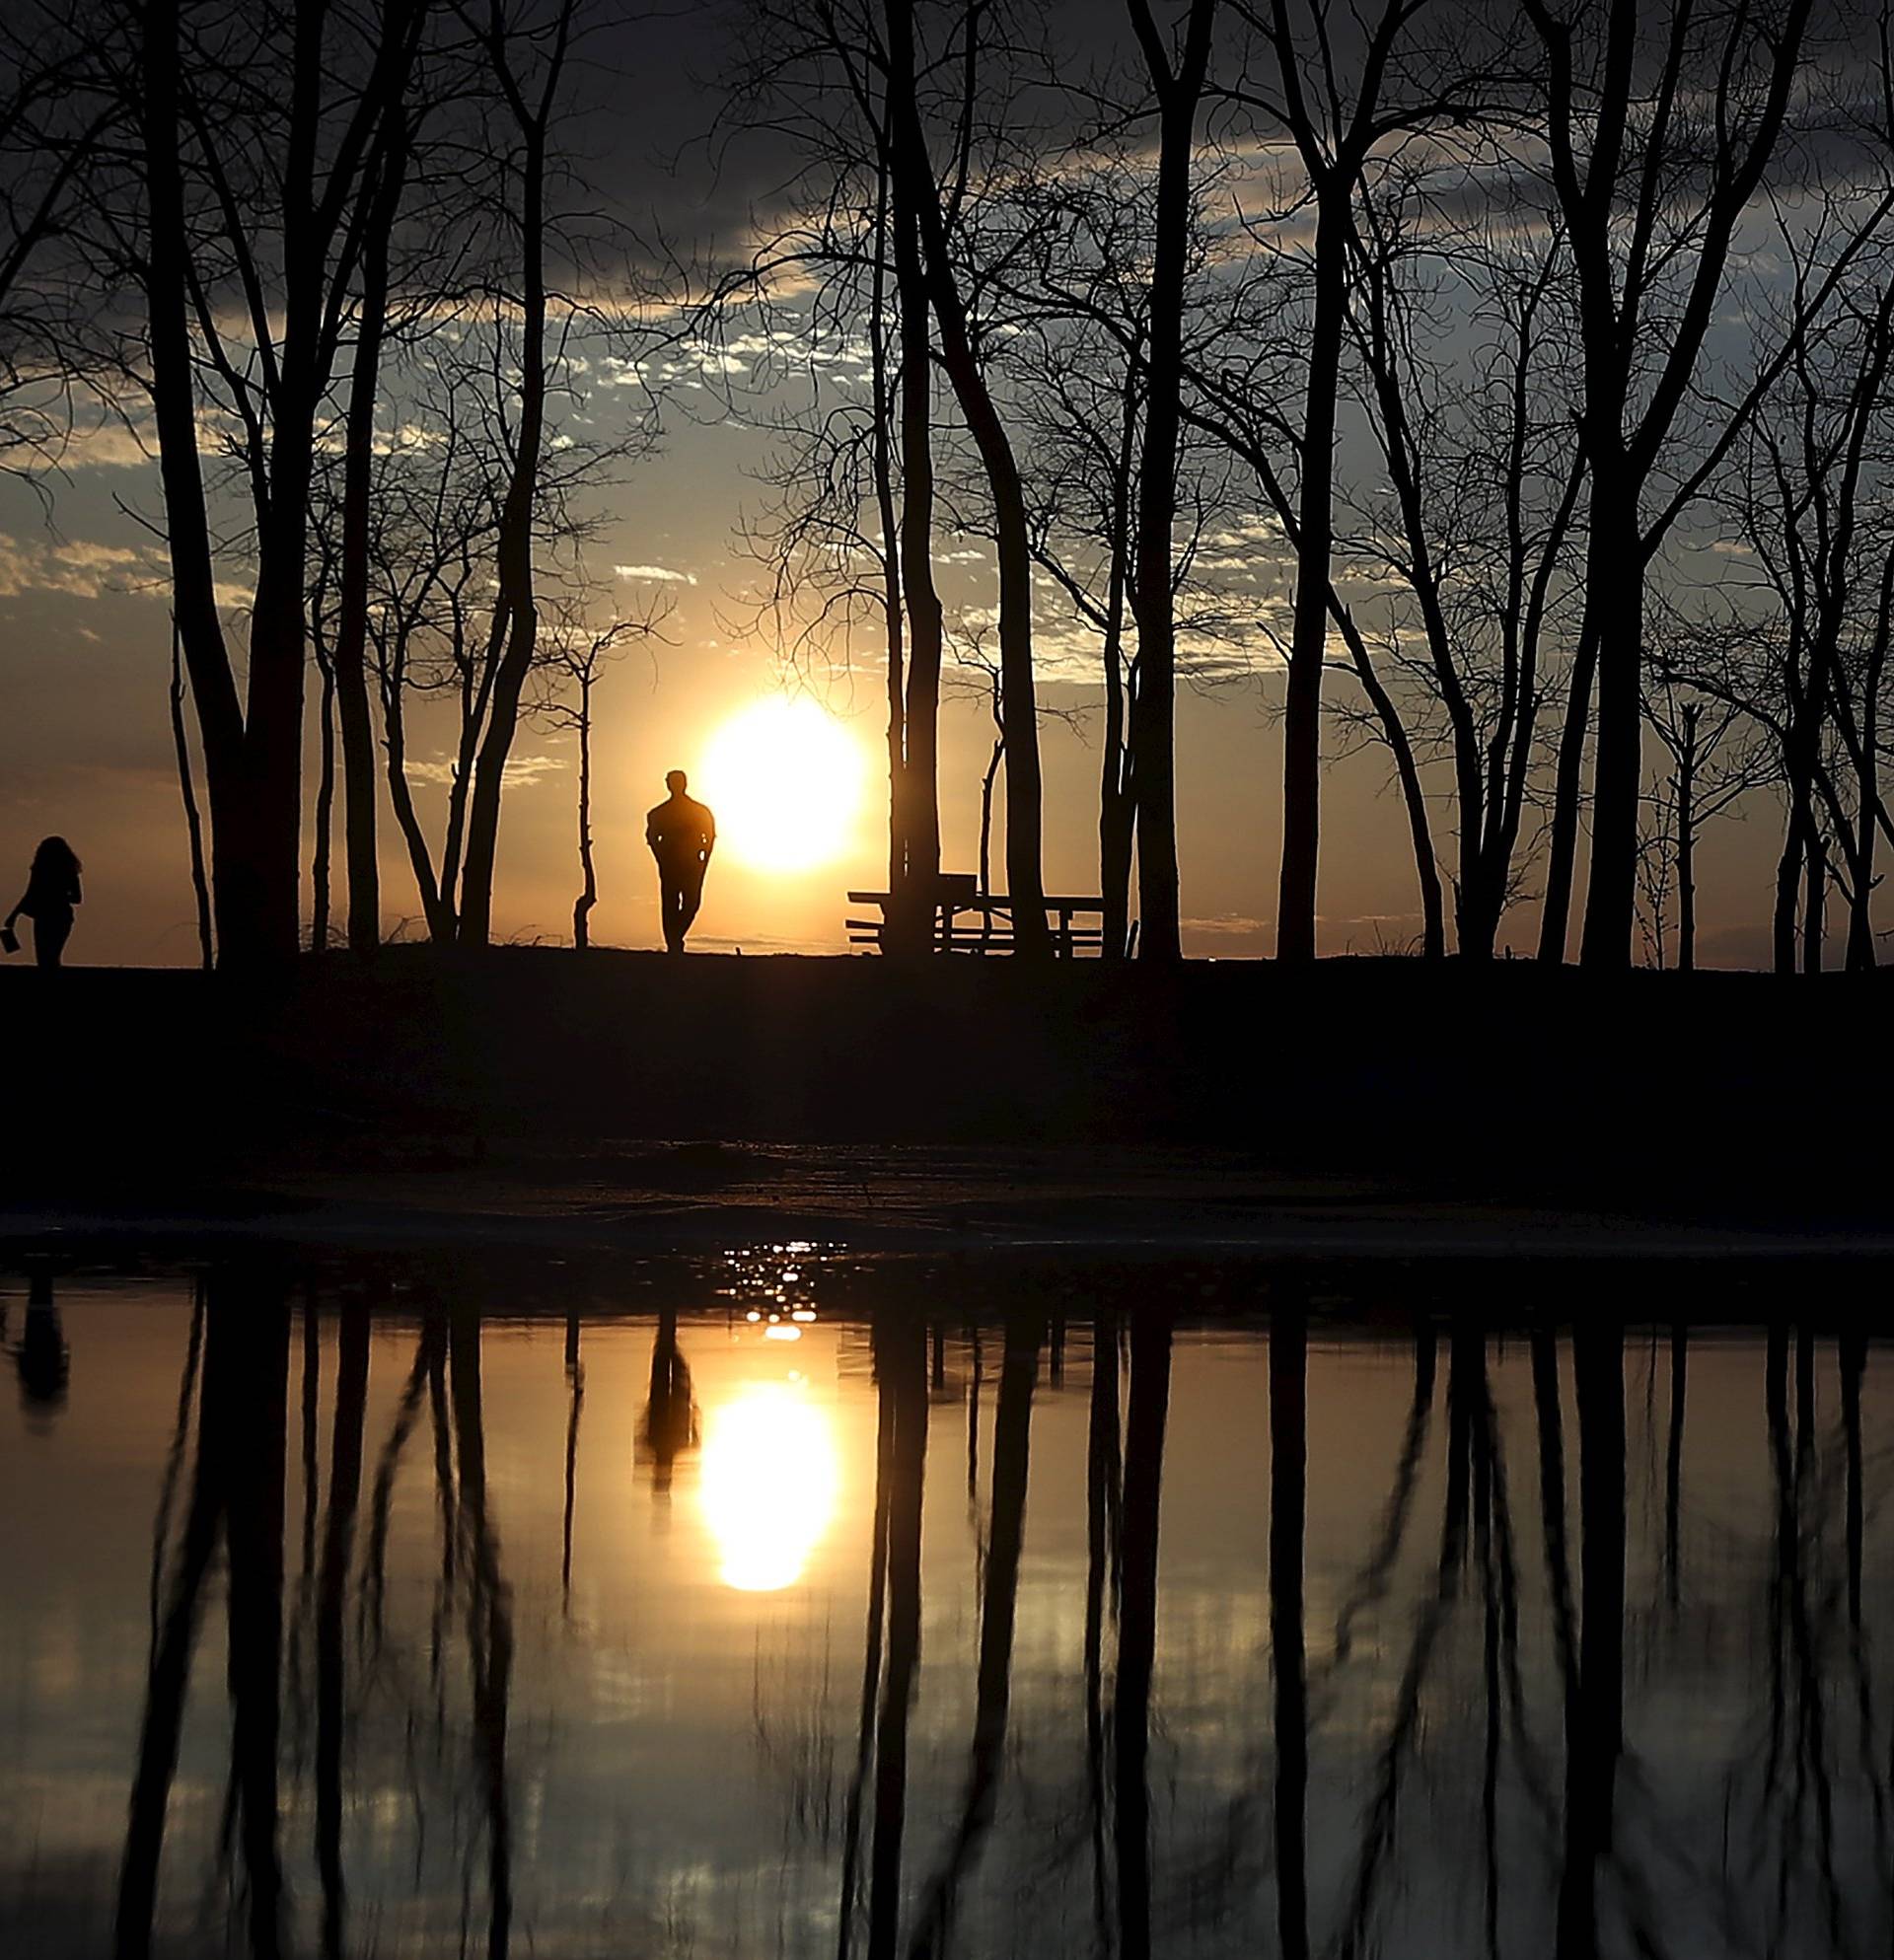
left=3, top=947, right=1888, bottom=1253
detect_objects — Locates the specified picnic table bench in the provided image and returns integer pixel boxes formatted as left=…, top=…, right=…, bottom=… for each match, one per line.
left=847, top=876, right=1110, bottom=956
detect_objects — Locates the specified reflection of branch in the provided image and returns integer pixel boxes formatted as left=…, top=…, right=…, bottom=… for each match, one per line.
left=1323, top=1324, right=1435, bottom=1683
left=1272, top=1309, right=1310, bottom=1960
left=450, top=1314, right=514, bottom=1960
left=867, top=1316, right=928, bottom=1960
left=148, top=1280, right=206, bottom=1651
left=837, top=1316, right=897, bottom=1960
left=905, top=1317, right=1041, bottom=1960
left=1115, top=1317, right=1170, bottom=1960
left=561, top=1315, right=583, bottom=1604
left=1085, top=1312, right=1124, bottom=1954
left=1333, top=1334, right=1466, bottom=1960
left=318, top=1305, right=370, bottom=1960
left=365, top=1333, right=434, bottom=1646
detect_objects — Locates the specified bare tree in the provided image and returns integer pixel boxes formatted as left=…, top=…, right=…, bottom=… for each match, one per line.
left=455, top=0, right=578, bottom=947
left=1641, top=682, right=1760, bottom=973
left=528, top=587, right=662, bottom=949
left=1123, top=0, right=1219, bottom=962
left=133, top=0, right=427, bottom=966
left=1338, top=174, right=1587, bottom=960
left=1221, top=0, right=1505, bottom=965
left=1519, top=0, right=1824, bottom=969
left=883, top=0, right=1049, bottom=953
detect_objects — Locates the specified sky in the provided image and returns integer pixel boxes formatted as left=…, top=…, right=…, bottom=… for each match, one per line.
left=0, top=0, right=1809, bottom=968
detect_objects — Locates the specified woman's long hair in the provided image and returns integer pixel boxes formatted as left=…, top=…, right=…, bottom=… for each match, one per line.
left=31, top=835, right=80, bottom=879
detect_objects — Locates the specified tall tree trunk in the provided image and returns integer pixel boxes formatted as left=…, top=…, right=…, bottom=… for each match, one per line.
left=140, top=0, right=255, bottom=967
left=889, top=94, right=941, bottom=949
left=334, top=133, right=410, bottom=958
left=1276, top=190, right=1348, bottom=966
left=885, top=0, right=1046, bottom=952
left=869, top=161, right=908, bottom=902
left=1675, top=711, right=1697, bottom=974
left=1100, top=375, right=1138, bottom=961
left=169, top=622, right=214, bottom=970
left=1802, top=835, right=1825, bottom=974
left=1126, top=0, right=1216, bottom=964
left=460, top=20, right=566, bottom=945
left=1773, top=796, right=1806, bottom=976
left=1577, top=492, right=1641, bottom=969
left=572, top=671, right=596, bottom=950
left=312, top=632, right=335, bottom=952
left=1537, top=619, right=1598, bottom=963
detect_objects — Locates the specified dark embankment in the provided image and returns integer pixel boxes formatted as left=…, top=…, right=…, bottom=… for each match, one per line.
left=2, top=948, right=1886, bottom=1237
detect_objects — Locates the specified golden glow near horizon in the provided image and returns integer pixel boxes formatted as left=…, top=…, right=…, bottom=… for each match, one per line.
left=698, top=1377, right=840, bottom=1592
left=698, top=695, right=868, bottom=874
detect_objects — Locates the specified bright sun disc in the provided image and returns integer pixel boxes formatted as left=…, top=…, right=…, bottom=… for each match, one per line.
left=700, top=696, right=867, bottom=873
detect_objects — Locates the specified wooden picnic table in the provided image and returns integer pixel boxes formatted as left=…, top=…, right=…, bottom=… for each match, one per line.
left=847, top=880, right=1109, bottom=957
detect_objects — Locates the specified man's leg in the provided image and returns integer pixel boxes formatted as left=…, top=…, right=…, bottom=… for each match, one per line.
left=660, top=874, right=685, bottom=952
left=677, top=868, right=705, bottom=946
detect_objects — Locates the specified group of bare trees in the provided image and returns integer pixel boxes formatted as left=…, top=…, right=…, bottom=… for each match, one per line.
left=0, top=0, right=661, bottom=968
left=729, top=0, right=1894, bottom=970
left=7, top=0, right=1894, bottom=969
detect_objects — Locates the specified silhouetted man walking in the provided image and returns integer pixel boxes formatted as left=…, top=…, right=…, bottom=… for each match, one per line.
left=647, top=769, right=716, bottom=952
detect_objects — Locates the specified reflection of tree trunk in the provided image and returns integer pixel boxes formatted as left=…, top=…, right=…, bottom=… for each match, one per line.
left=1443, top=1324, right=1477, bottom=1587
left=1841, top=1332, right=1865, bottom=1631
left=1531, top=1331, right=1578, bottom=1700
left=966, top=1327, right=983, bottom=1524
left=117, top=1288, right=246, bottom=1959
left=1333, top=1328, right=1465, bottom=1960
left=838, top=1316, right=900, bottom=1960
left=1115, top=1317, right=1171, bottom=1960
left=1085, top=1313, right=1124, bottom=1945
left=907, top=1318, right=1041, bottom=1958
left=1470, top=1340, right=1501, bottom=1960
left=562, top=1314, right=582, bottom=1602
left=868, top=1316, right=928, bottom=1960
left=302, top=1293, right=321, bottom=1581
left=1556, top=1327, right=1624, bottom=1960
left=450, top=1313, right=513, bottom=1960
left=1271, top=1310, right=1310, bottom=1960
left=1665, top=1326, right=1687, bottom=1608
left=318, top=1302, right=370, bottom=1960
left=225, top=1283, right=290, bottom=1960
left=366, top=1331, right=432, bottom=1643
left=149, top=1283, right=206, bottom=1649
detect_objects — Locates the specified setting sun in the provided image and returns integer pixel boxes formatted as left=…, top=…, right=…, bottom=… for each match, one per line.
left=698, top=695, right=869, bottom=874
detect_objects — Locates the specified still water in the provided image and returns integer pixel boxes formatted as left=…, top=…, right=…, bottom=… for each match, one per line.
left=0, top=1252, right=1886, bottom=1960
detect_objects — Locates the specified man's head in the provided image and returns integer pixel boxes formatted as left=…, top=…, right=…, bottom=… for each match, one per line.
left=666, top=769, right=688, bottom=795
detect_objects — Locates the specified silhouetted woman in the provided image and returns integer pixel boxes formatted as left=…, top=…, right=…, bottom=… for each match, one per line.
left=5, top=835, right=82, bottom=968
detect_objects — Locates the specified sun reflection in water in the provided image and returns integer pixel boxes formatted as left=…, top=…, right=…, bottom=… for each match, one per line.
left=699, top=1378, right=839, bottom=1592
